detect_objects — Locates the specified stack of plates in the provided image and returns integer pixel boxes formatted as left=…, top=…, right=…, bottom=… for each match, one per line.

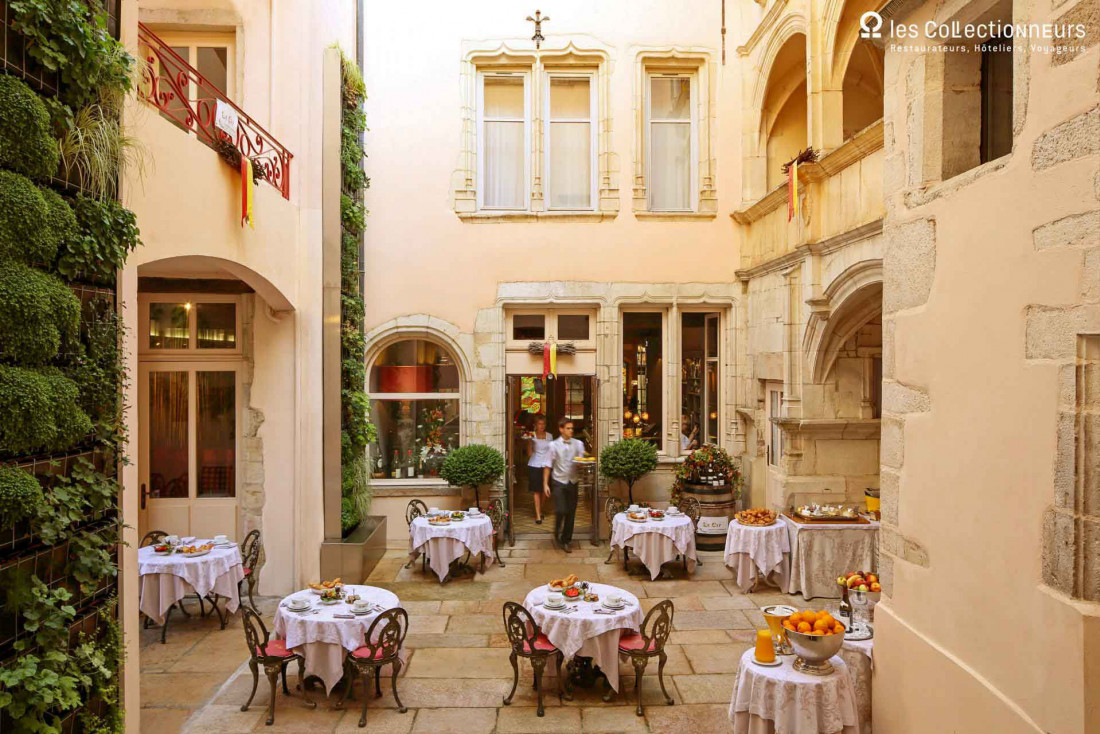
left=286, top=600, right=311, bottom=613
left=601, top=600, right=626, bottom=610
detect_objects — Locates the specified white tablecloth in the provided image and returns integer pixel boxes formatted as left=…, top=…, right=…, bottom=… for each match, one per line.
left=840, top=637, right=873, bottom=733
left=610, top=513, right=698, bottom=580
left=725, top=521, right=791, bottom=592
left=729, top=648, right=860, bottom=734
left=524, top=582, right=642, bottom=692
left=138, top=544, right=245, bottom=625
left=408, top=515, right=495, bottom=582
left=273, top=585, right=401, bottom=694
left=782, top=516, right=880, bottom=599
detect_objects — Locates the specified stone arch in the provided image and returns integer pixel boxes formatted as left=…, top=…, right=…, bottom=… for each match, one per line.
left=757, top=31, right=809, bottom=190
left=136, top=255, right=295, bottom=313
left=804, top=259, right=883, bottom=384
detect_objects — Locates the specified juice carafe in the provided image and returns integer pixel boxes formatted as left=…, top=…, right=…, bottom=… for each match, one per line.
left=754, top=628, right=776, bottom=663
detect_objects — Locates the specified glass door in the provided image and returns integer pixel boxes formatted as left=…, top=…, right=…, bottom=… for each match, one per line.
left=139, top=362, right=240, bottom=540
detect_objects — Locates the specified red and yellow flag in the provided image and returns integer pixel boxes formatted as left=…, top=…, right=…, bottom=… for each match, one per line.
left=787, top=159, right=798, bottom=222
left=241, top=157, right=255, bottom=229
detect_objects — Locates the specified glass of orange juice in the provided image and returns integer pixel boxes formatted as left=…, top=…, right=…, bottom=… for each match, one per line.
left=762, top=604, right=797, bottom=655
left=754, top=628, right=776, bottom=663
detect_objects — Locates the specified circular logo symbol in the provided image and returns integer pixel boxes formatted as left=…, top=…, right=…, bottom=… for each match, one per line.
left=860, top=11, right=884, bottom=39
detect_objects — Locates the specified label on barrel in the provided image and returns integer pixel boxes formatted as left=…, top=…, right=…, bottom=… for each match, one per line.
left=698, top=516, right=729, bottom=535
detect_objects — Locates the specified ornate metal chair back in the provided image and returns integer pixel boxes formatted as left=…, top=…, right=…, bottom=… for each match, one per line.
left=637, top=599, right=674, bottom=653
left=487, top=498, right=505, bottom=530
left=242, top=604, right=277, bottom=662
left=502, top=601, right=543, bottom=656
left=605, top=496, right=626, bottom=527
left=679, top=496, right=701, bottom=532
left=361, top=607, right=409, bottom=663
left=406, top=499, right=428, bottom=527
left=240, top=529, right=262, bottom=572
left=140, top=530, right=168, bottom=547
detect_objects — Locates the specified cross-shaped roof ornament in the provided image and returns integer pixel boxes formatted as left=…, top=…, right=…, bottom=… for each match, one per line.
left=526, top=10, right=550, bottom=49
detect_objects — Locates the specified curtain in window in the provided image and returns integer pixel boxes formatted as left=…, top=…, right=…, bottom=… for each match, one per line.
left=650, top=123, right=690, bottom=210
left=549, top=122, right=590, bottom=209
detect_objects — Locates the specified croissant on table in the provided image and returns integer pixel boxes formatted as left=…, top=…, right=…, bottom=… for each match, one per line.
left=549, top=573, right=579, bottom=589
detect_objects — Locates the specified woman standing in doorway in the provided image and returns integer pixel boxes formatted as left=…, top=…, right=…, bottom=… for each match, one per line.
left=526, top=415, right=553, bottom=524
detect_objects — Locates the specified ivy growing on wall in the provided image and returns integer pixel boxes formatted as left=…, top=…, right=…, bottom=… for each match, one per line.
left=338, top=49, right=375, bottom=536
left=0, top=2, right=137, bottom=730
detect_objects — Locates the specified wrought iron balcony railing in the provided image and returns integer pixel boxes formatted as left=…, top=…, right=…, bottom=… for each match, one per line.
left=137, top=23, right=292, bottom=199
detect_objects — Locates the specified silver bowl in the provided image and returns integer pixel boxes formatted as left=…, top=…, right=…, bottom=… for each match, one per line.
left=785, top=627, right=846, bottom=675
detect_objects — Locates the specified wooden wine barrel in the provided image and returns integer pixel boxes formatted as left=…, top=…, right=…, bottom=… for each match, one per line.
left=682, top=482, right=737, bottom=551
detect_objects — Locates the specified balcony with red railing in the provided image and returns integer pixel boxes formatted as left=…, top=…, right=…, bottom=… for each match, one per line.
left=136, top=22, right=292, bottom=198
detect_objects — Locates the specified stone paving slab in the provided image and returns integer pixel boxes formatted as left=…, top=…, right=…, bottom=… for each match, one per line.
left=154, top=539, right=810, bottom=733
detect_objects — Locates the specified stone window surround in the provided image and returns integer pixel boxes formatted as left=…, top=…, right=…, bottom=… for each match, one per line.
left=453, top=42, right=619, bottom=222
left=633, top=49, right=718, bottom=219
left=362, top=324, right=474, bottom=489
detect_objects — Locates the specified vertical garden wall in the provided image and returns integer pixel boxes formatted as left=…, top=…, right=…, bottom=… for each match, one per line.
left=338, top=51, right=374, bottom=537
left=0, top=1, right=138, bottom=732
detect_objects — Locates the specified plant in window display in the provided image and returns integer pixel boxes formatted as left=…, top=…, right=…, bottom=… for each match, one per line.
left=417, top=405, right=448, bottom=477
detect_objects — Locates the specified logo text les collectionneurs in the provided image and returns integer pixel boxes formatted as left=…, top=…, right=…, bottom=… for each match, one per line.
left=859, top=11, right=1088, bottom=42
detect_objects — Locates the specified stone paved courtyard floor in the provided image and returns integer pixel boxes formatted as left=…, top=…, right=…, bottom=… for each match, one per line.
left=140, top=540, right=810, bottom=733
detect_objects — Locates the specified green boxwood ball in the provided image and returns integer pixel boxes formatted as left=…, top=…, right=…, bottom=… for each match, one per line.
left=0, top=171, right=54, bottom=265
left=0, top=262, right=80, bottom=365
left=0, top=365, right=91, bottom=455
left=0, top=466, right=45, bottom=529
left=0, top=75, right=60, bottom=181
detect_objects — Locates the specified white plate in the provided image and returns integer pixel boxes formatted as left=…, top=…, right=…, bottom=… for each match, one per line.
left=180, top=549, right=210, bottom=558
left=319, top=598, right=341, bottom=605
left=601, top=601, right=625, bottom=610
left=153, top=549, right=172, bottom=555
left=543, top=603, right=566, bottom=611
left=628, top=517, right=647, bottom=523
left=751, top=657, right=782, bottom=667
left=287, top=604, right=311, bottom=613
left=351, top=608, right=375, bottom=615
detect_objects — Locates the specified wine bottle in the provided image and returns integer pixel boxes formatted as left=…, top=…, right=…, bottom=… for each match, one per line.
left=392, top=450, right=400, bottom=479
left=406, top=449, right=414, bottom=478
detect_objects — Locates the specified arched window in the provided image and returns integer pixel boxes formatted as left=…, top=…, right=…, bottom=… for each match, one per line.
left=368, top=339, right=460, bottom=480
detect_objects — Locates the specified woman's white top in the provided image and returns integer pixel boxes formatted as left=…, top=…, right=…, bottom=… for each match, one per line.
left=528, top=432, right=555, bottom=468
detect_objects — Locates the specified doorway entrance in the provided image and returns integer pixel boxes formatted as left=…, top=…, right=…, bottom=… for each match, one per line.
left=506, top=375, right=597, bottom=541
left=137, top=295, right=242, bottom=540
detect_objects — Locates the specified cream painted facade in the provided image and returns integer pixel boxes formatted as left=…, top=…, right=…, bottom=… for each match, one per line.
left=109, top=0, right=1098, bottom=729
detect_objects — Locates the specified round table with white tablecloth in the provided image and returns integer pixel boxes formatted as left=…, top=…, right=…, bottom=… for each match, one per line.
left=523, top=582, right=642, bottom=693
left=138, top=542, right=245, bottom=626
left=724, top=520, right=791, bottom=592
left=729, top=647, right=861, bottom=734
left=407, top=514, right=495, bottom=583
left=610, top=512, right=697, bottom=580
left=781, top=515, right=880, bottom=599
left=273, top=584, right=400, bottom=694
left=839, top=635, right=873, bottom=734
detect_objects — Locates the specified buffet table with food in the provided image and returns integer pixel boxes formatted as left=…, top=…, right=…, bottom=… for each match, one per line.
left=273, top=581, right=401, bottom=694
left=724, top=508, right=790, bottom=592
left=783, top=505, right=880, bottom=599
left=138, top=535, right=245, bottom=628
left=729, top=605, right=861, bottom=733
left=610, top=505, right=697, bottom=580
left=407, top=508, right=495, bottom=583
left=523, top=576, right=642, bottom=693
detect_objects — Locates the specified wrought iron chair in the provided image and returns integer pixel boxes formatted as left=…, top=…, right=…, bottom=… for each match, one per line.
left=612, top=599, right=675, bottom=716
left=240, top=604, right=313, bottom=726
left=501, top=601, right=566, bottom=717
left=603, top=497, right=626, bottom=564
left=336, top=607, right=409, bottom=728
left=483, top=498, right=507, bottom=571
left=139, top=530, right=167, bottom=547
left=238, top=529, right=262, bottom=609
left=678, top=496, right=702, bottom=567
left=404, top=499, right=429, bottom=570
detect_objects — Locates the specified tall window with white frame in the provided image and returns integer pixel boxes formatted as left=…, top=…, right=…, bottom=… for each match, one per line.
left=545, top=75, right=595, bottom=210
left=648, top=75, right=694, bottom=211
left=480, top=74, right=529, bottom=210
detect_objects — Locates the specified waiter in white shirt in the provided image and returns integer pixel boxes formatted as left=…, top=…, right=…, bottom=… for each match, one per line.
left=543, top=417, right=586, bottom=553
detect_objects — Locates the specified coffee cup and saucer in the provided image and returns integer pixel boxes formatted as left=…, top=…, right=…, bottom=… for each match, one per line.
left=602, top=594, right=626, bottom=610
left=544, top=592, right=565, bottom=610
left=351, top=600, right=374, bottom=615
left=287, top=595, right=311, bottom=613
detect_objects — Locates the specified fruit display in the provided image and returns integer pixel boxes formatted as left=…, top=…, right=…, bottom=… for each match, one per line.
left=320, top=587, right=343, bottom=602
left=736, top=508, right=777, bottom=526
left=648, top=509, right=665, bottom=520
left=549, top=573, right=579, bottom=591
left=782, top=609, right=845, bottom=636
left=836, top=570, right=881, bottom=593
left=450, top=511, right=466, bottom=521
left=563, top=586, right=582, bottom=599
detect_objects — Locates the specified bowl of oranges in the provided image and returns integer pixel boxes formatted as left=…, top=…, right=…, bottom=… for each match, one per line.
left=781, top=609, right=846, bottom=675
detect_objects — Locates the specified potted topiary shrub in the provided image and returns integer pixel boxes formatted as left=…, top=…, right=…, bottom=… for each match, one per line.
left=440, top=443, right=505, bottom=509
left=599, top=438, right=658, bottom=505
